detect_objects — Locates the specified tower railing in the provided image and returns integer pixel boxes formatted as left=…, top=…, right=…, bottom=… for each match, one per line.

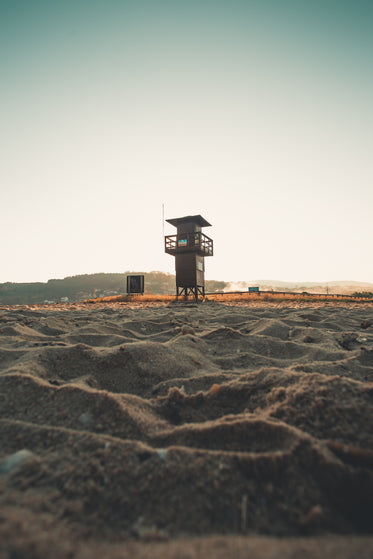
left=165, top=232, right=213, bottom=256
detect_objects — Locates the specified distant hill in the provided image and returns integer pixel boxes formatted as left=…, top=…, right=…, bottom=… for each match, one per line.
left=1, top=273, right=371, bottom=304
left=0, top=272, right=227, bottom=304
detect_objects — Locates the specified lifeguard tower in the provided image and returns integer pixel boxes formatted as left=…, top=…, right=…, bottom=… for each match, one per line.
left=164, top=214, right=213, bottom=300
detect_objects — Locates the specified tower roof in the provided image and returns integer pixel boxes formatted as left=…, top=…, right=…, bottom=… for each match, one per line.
left=166, top=214, right=211, bottom=228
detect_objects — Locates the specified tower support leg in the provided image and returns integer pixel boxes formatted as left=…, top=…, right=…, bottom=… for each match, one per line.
left=176, top=286, right=204, bottom=301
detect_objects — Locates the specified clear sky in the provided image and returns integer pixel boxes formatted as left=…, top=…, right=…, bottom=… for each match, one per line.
left=1, top=0, right=372, bottom=284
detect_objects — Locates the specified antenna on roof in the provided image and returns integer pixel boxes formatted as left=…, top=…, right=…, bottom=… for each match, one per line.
left=162, top=203, right=165, bottom=238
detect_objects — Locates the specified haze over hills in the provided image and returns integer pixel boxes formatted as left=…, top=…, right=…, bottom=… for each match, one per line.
left=0, top=273, right=372, bottom=304
left=227, top=280, right=373, bottom=295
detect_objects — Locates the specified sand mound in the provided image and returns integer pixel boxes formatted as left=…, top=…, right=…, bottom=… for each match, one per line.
left=0, top=300, right=372, bottom=557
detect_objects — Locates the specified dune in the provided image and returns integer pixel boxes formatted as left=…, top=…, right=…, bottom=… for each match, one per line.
left=0, top=299, right=372, bottom=558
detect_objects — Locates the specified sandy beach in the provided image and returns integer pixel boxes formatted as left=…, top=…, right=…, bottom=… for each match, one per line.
left=0, top=300, right=372, bottom=558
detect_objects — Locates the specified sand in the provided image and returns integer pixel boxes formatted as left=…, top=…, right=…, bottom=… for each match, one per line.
left=0, top=299, right=372, bottom=558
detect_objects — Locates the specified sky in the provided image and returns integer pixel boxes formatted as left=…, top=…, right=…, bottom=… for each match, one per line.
left=1, top=0, right=372, bottom=284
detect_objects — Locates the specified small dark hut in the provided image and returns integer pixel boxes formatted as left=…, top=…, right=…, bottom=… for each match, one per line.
left=126, top=275, right=144, bottom=295
left=164, top=214, right=213, bottom=299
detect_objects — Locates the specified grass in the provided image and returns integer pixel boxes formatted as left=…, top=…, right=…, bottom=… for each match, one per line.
left=84, top=291, right=373, bottom=305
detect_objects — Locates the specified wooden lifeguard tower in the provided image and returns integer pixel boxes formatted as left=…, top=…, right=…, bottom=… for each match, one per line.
left=164, top=214, right=213, bottom=300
